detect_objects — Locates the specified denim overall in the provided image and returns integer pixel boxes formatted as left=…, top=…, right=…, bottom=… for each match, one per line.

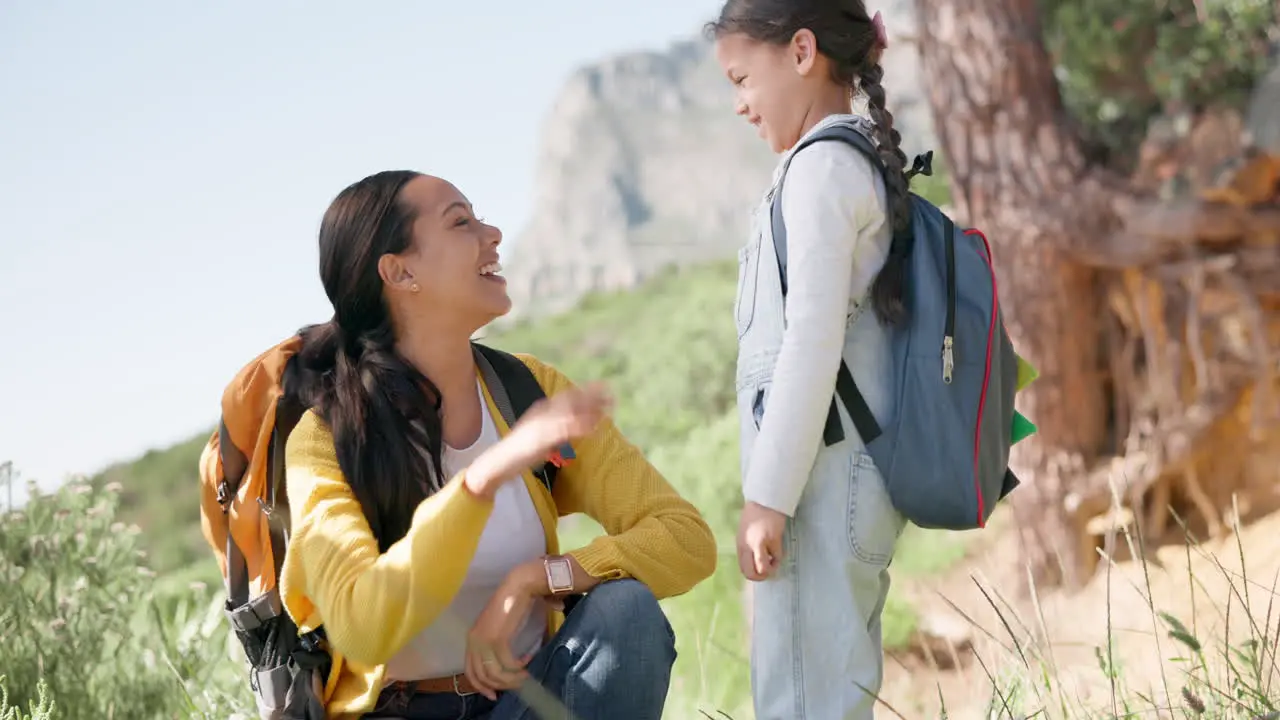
left=735, top=116, right=907, bottom=720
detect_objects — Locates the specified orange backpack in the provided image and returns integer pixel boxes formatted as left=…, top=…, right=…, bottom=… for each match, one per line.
left=198, top=335, right=565, bottom=719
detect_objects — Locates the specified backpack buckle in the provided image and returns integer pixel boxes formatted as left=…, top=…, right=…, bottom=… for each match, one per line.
left=906, top=150, right=934, bottom=180
left=548, top=442, right=575, bottom=468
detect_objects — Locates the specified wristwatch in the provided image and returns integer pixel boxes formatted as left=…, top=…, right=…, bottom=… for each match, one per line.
left=543, top=555, right=574, bottom=595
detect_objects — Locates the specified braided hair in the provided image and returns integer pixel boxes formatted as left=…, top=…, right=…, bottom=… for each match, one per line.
left=707, top=0, right=913, bottom=324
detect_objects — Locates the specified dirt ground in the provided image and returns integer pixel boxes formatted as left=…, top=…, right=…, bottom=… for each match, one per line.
left=878, top=508, right=1280, bottom=719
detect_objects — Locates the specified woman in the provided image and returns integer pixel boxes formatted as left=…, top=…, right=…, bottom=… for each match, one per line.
left=277, top=169, right=717, bottom=720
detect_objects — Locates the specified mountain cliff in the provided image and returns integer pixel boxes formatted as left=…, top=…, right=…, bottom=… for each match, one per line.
left=502, top=1, right=932, bottom=318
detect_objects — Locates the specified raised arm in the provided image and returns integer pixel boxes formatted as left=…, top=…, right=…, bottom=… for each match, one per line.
left=279, top=410, right=493, bottom=666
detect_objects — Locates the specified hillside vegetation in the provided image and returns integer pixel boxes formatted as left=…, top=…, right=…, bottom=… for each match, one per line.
left=91, top=434, right=211, bottom=575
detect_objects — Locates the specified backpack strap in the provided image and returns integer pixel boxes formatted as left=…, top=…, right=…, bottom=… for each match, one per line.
left=219, top=393, right=302, bottom=635
left=768, top=121, right=887, bottom=448
left=264, top=390, right=306, bottom=572
left=216, top=420, right=252, bottom=608
left=472, top=343, right=573, bottom=491
left=217, top=342, right=308, bottom=638
left=771, top=123, right=886, bottom=297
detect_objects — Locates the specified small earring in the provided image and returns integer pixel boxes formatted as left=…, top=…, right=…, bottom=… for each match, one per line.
left=410, top=282, right=420, bottom=293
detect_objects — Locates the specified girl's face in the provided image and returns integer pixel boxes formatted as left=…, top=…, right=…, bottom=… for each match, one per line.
left=714, top=30, right=827, bottom=154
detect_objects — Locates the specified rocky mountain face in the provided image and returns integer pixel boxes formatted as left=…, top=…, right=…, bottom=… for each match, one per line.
left=501, top=0, right=933, bottom=319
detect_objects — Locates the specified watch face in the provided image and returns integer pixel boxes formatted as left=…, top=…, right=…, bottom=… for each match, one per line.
left=549, top=559, right=573, bottom=589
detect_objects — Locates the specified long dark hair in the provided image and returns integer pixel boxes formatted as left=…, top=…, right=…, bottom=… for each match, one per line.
left=283, top=170, right=446, bottom=551
left=707, top=0, right=911, bottom=325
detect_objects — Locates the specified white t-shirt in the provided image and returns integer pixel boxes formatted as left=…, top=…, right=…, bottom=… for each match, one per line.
left=384, top=381, right=548, bottom=681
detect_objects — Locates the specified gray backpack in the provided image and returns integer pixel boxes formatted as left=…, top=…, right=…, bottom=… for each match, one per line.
left=770, top=121, right=1022, bottom=530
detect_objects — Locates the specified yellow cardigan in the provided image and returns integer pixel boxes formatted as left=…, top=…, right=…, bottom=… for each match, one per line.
left=278, top=353, right=717, bottom=718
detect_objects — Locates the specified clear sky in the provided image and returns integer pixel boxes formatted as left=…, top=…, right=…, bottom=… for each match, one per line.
left=0, top=0, right=725, bottom=491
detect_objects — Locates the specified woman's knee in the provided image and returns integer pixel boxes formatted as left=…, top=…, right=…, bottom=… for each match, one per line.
left=576, top=580, right=675, bottom=659
left=537, top=580, right=674, bottom=718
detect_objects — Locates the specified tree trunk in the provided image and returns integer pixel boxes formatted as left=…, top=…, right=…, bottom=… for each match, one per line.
left=912, top=0, right=1119, bottom=589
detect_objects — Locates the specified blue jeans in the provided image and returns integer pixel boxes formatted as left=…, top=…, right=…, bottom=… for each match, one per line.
left=367, top=579, right=676, bottom=719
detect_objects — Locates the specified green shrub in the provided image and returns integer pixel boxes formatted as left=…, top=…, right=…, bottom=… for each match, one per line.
left=1043, top=0, right=1274, bottom=167
left=0, top=478, right=251, bottom=719
left=0, top=676, right=54, bottom=720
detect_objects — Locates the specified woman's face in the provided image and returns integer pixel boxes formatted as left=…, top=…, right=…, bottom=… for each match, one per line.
left=383, top=175, right=511, bottom=331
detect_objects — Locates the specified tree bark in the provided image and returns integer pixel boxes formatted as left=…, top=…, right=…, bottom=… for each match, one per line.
left=913, top=0, right=1118, bottom=589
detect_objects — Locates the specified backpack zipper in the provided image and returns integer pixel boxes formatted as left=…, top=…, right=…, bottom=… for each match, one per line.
left=942, top=220, right=958, bottom=384
left=964, top=227, right=998, bottom=526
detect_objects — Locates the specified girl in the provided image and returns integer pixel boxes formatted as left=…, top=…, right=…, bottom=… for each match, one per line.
left=278, top=170, right=717, bottom=719
left=708, top=2, right=910, bottom=718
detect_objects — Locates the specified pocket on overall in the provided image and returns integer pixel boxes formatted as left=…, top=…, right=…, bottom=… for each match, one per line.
left=847, top=451, right=905, bottom=567
left=751, top=381, right=770, bottom=430
left=735, top=242, right=760, bottom=340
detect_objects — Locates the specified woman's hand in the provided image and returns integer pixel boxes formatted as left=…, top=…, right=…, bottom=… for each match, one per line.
left=465, top=382, right=613, bottom=500
left=463, top=565, right=548, bottom=700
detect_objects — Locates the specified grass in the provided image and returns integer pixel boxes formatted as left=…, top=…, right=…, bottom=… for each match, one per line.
left=870, top=505, right=1280, bottom=720
left=5, top=473, right=1280, bottom=719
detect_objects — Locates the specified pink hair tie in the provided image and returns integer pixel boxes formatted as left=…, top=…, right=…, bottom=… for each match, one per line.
left=871, top=10, right=889, bottom=49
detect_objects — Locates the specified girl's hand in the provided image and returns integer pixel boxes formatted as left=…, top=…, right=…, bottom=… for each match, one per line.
left=736, top=501, right=787, bottom=581
left=465, top=382, right=613, bottom=500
